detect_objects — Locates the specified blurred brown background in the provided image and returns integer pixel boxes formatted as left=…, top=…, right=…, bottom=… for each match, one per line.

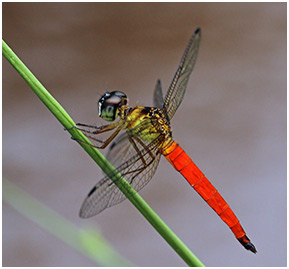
left=3, top=2, right=286, bottom=267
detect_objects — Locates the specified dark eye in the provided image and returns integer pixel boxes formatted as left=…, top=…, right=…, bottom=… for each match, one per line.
left=101, top=104, right=115, bottom=121
left=98, top=91, right=128, bottom=121
left=105, top=105, right=114, bottom=114
left=109, top=91, right=128, bottom=106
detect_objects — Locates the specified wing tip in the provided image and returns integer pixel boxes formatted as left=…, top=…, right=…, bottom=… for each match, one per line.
left=79, top=203, right=98, bottom=219
left=195, top=27, right=201, bottom=34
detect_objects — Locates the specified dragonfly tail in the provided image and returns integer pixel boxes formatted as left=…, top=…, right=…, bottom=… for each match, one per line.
left=163, top=141, right=257, bottom=253
left=238, top=235, right=257, bottom=253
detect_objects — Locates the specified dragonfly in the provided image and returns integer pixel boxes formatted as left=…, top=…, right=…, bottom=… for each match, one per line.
left=72, top=28, right=256, bottom=253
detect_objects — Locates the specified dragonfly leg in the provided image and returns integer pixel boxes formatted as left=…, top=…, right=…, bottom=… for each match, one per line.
left=69, top=120, right=125, bottom=149
left=84, top=126, right=123, bottom=149
left=127, top=136, right=146, bottom=166
left=133, top=136, right=156, bottom=160
left=75, top=123, right=102, bottom=129
left=127, top=155, right=155, bottom=185
left=96, top=126, right=124, bottom=149
left=73, top=134, right=104, bottom=146
left=66, top=123, right=115, bottom=134
left=120, top=136, right=157, bottom=184
left=128, top=135, right=156, bottom=167
left=71, top=137, right=102, bottom=148
left=75, top=122, right=120, bottom=134
left=75, top=124, right=124, bottom=149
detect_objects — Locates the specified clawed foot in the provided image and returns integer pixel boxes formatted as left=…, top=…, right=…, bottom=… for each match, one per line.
left=65, top=123, right=103, bottom=134
left=65, top=121, right=118, bottom=150
left=65, top=124, right=106, bottom=149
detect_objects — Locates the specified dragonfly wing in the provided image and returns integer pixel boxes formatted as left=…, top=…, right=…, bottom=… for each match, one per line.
left=106, top=118, right=158, bottom=168
left=162, top=27, right=201, bottom=120
left=153, top=79, right=164, bottom=108
left=79, top=134, right=163, bottom=218
left=106, top=131, right=134, bottom=168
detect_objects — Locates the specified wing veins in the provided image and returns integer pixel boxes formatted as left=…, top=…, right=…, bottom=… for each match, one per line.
left=162, top=28, right=201, bottom=120
left=79, top=134, right=164, bottom=218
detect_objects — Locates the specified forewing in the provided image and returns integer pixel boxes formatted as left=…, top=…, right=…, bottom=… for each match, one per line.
left=106, top=117, right=159, bottom=168
left=162, top=28, right=201, bottom=120
left=79, top=129, right=163, bottom=218
left=153, top=79, right=164, bottom=108
left=105, top=131, right=134, bottom=168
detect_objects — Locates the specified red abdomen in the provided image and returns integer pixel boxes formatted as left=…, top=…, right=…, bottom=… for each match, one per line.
left=162, top=141, right=256, bottom=253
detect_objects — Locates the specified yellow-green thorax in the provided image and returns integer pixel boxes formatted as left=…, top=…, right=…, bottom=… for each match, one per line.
left=120, top=105, right=173, bottom=149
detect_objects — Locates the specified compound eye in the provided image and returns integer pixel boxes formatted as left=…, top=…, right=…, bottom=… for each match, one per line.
left=101, top=104, right=116, bottom=121
left=98, top=91, right=128, bottom=121
left=106, top=95, right=123, bottom=106
left=110, top=91, right=128, bottom=106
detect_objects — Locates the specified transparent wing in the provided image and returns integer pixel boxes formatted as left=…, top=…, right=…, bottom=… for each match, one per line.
left=106, top=131, right=134, bottom=168
left=153, top=79, right=164, bottom=108
left=162, top=27, right=201, bottom=120
left=79, top=123, right=163, bottom=218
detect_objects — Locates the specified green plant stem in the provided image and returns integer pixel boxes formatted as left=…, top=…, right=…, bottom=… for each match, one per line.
left=2, top=39, right=205, bottom=267
left=3, top=178, right=134, bottom=267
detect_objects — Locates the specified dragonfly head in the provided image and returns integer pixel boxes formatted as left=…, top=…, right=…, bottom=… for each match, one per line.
left=98, top=91, right=128, bottom=121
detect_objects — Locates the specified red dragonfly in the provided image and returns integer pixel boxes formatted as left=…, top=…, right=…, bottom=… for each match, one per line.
left=73, top=28, right=256, bottom=253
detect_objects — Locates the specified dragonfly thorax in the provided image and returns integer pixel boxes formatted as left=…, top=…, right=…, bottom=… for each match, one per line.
left=126, top=106, right=172, bottom=146
left=98, top=91, right=128, bottom=121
